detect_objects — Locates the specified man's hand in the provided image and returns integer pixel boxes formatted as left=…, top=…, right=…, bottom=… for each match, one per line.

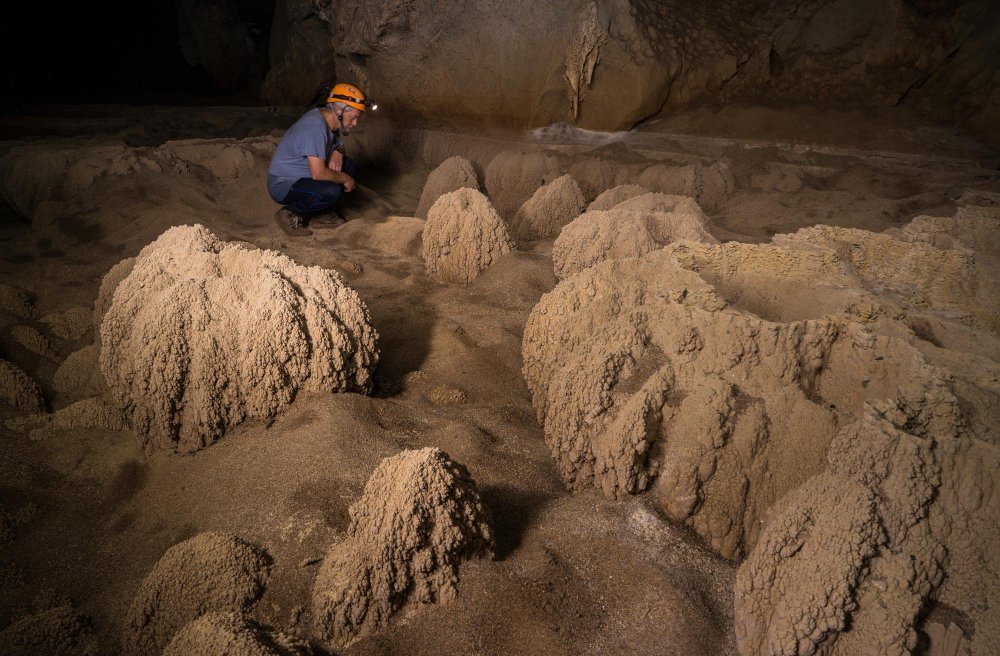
left=328, top=150, right=343, bottom=172
left=308, top=155, right=354, bottom=191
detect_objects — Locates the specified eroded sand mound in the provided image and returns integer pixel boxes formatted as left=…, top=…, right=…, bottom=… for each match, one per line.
left=509, top=174, right=585, bottom=241
left=163, top=612, right=311, bottom=656
left=99, top=225, right=378, bottom=453
left=552, top=193, right=717, bottom=279
left=312, top=447, right=494, bottom=645
left=421, top=188, right=514, bottom=284
left=0, top=358, right=44, bottom=413
left=122, top=532, right=270, bottom=656
left=484, top=150, right=561, bottom=219
left=0, top=604, right=98, bottom=656
left=587, top=184, right=649, bottom=212
left=8, top=398, right=127, bottom=441
left=415, top=155, right=479, bottom=219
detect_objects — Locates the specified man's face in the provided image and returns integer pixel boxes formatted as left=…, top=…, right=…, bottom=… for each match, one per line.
left=340, top=106, right=362, bottom=129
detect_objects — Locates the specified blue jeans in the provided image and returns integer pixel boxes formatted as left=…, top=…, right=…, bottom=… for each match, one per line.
left=280, top=156, right=356, bottom=217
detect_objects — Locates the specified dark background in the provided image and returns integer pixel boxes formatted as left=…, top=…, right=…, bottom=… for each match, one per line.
left=1, top=1, right=236, bottom=106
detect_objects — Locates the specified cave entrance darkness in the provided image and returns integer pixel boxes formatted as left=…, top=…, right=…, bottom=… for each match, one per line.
left=1, top=0, right=275, bottom=107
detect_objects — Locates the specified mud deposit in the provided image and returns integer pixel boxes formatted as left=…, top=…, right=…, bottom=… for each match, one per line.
left=0, top=104, right=998, bottom=656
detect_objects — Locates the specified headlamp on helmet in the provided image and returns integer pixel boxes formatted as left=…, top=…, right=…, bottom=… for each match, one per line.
left=327, top=83, right=377, bottom=112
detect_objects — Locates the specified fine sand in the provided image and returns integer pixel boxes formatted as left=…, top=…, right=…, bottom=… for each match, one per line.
left=0, top=103, right=997, bottom=656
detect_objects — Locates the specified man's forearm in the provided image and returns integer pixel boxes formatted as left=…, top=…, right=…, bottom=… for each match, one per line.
left=312, top=168, right=351, bottom=184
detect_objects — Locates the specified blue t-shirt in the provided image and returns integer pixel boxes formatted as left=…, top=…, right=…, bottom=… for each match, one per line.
left=267, top=108, right=342, bottom=202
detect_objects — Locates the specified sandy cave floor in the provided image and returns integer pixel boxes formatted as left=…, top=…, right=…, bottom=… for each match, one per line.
left=0, top=103, right=998, bottom=655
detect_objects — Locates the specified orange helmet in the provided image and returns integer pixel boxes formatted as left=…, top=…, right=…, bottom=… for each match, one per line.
left=326, top=83, right=377, bottom=112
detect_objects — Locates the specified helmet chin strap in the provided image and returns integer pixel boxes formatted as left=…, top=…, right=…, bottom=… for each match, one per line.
left=336, top=111, right=350, bottom=136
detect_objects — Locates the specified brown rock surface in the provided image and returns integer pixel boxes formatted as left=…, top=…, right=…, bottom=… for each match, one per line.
left=0, top=358, right=44, bottom=413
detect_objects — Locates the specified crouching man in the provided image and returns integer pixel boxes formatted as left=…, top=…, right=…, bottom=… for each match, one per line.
left=267, top=83, right=375, bottom=236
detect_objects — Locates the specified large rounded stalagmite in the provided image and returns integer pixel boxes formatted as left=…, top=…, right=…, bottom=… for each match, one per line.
left=98, top=225, right=379, bottom=454
left=422, top=188, right=515, bottom=284
left=312, top=447, right=494, bottom=646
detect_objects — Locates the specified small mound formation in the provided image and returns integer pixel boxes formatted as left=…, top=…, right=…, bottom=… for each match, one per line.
left=122, top=532, right=270, bottom=656
left=0, top=604, right=98, bottom=656
left=552, top=193, right=717, bottom=279
left=587, top=184, right=649, bottom=212
left=10, top=325, right=58, bottom=361
left=99, top=225, right=378, bottom=453
left=509, top=174, right=586, bottom=241
left=415, top=156, right=479, bottom=218
left=311, top=447, right=494, bottom=646
left=9, top=398, right=127, bottom=441
left=0, top=358, right=44, bottom=413
left=484, top=150, right=561, bottom=219
left=0, top=283, right=35, bottom=319
left=421, top=188, right=515, bottom=284
left=634, top=160, right=735, bottom=211
left=164, top=612, right=311, bottom=656
left=52, top=345, right=106, bottom=403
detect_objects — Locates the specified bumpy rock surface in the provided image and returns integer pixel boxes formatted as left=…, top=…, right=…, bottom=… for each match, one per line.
left=587, top=184, right=649, bottom=212
left=736, top=409, right=998, bottom=656
left=99, top=225, right=378, bottom=453
left=635, top=160, right=736, bottom=211
left=163, top=612, right=311, bottom=656
left=312, top=447, right=494, bottom=646
left=10, top=325, right=58, bottom=361
left=122, top=532, right=270, bottom=656
left=484, top=150, right=561, bottom=219
left=552, top=193, right=717, bottom=279
left=421, top=188, right=515, bottom=284
left=416, top=156, right=480, bottom=218
left=0, top=283, right=35, bottom=319
left=0, top=604, right=98, bottom=656
left=0, top=358, right=44, bottom=413
left=510, top=174, right=586, bottom=241
left=52, top=345, right=106, bottom=403
left=9, top=398, right=127, bottom=441
left=524, top=207, right=1000, bottom=655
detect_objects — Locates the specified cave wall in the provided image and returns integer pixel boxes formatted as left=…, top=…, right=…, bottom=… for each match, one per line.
left=175, top=0, right=999, bottom=141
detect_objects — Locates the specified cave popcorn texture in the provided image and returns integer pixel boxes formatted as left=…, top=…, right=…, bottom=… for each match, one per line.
left=311, top=447, right=494, bottom=646
left=99, top=224, right=379, bottom=453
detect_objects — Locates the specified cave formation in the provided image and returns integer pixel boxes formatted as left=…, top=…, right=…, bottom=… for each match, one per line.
left=0, top=1, right=998, bottom=655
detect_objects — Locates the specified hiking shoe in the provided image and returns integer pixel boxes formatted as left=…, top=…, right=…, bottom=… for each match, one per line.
left=274, top=208, right=312, bottom=236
